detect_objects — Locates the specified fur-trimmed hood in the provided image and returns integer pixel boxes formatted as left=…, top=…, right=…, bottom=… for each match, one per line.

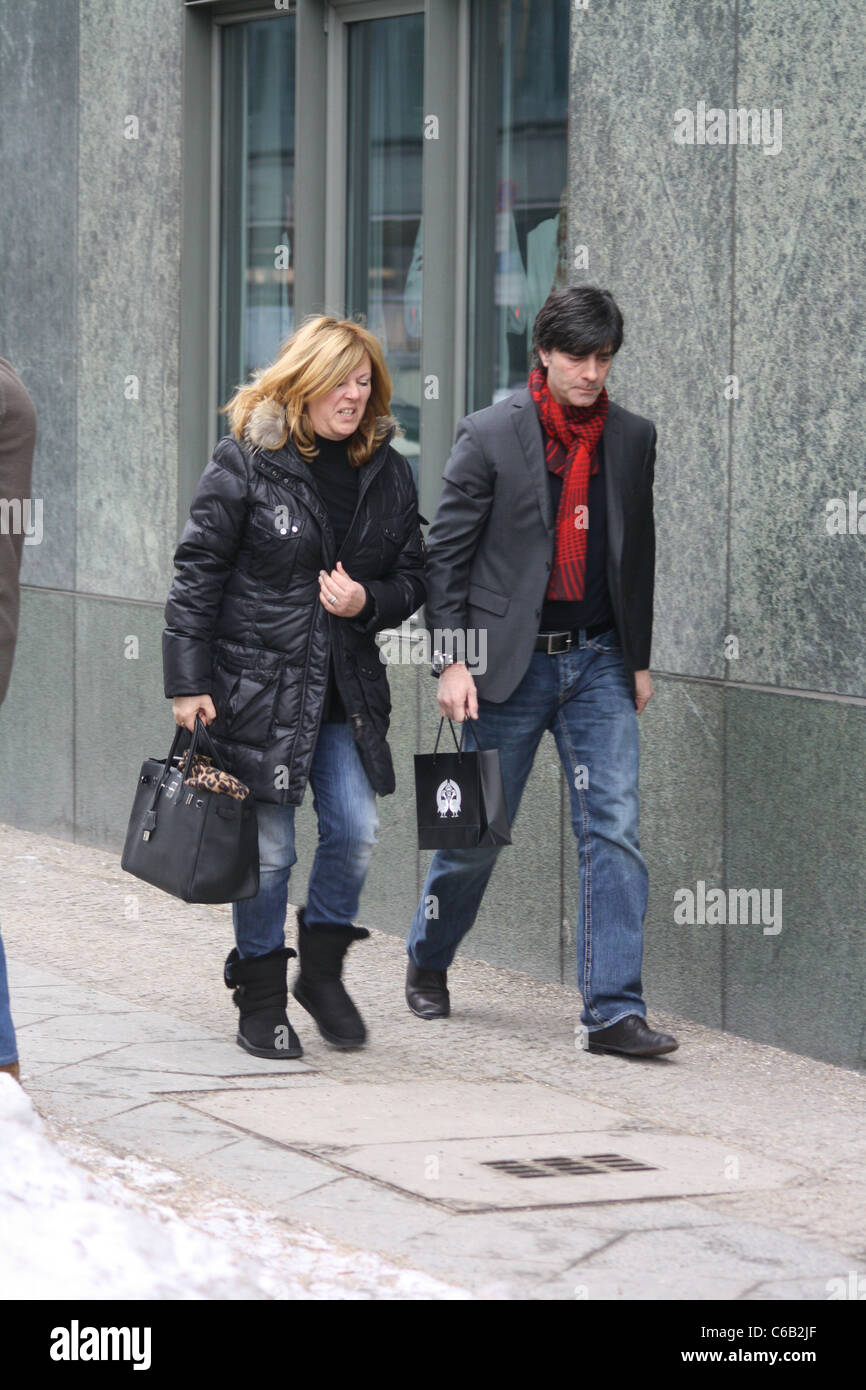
left=243, top=399, right=289, bottom=452
left=241, top=399, right=400, bottom=454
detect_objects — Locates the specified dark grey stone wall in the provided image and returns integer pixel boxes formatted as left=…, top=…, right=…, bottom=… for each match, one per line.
left=567, top=0, right=866, bottom=1069
left=0, top=0, right=182, bottom=841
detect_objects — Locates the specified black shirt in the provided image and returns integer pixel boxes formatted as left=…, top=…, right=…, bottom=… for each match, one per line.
left=311, top=434, right=374, bottom=722
left=539, top=432, right=615, bottom=634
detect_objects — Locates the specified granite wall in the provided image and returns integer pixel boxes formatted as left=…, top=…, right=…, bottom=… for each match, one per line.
left=568, top=0, right=866, bottom=1068
left=0, top=0, right=183, bottom=850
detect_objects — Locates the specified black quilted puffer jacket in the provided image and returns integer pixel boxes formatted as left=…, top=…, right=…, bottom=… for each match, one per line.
left=162, top=419, right=426, bottom=804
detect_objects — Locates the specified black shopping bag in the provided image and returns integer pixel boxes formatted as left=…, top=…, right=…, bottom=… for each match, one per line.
left=414, top=718, right=512, bottom=850
left=121, top=716, right=260, bottom=903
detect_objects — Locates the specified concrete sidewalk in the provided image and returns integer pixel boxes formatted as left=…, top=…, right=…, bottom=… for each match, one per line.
left=2, top=820, right=864, bottom=1300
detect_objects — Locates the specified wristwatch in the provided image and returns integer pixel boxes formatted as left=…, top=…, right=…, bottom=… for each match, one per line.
left=431, top=649, right=456, bottom=676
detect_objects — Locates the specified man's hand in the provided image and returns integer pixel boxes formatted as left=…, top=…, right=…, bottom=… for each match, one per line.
left=633, top=669, right=653, bottom=715
left=318, top=560, right=368, bottom=617
left=437, top=662, right=479, bottom=721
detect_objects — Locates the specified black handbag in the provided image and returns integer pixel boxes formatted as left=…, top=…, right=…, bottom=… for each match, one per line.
left=414, top=718, right=512, bottom=850
left=121, top=716, right=260, bottom=903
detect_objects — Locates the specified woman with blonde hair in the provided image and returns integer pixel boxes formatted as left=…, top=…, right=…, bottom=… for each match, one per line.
left=163, top=316, right=426, bottom=1056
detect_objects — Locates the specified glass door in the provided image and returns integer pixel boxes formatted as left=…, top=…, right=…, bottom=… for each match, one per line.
left=467, top=0, right=570, bottom=412
left=344, top=10, right=424, bottom=475
left=218, top=14, right=296, bottom=435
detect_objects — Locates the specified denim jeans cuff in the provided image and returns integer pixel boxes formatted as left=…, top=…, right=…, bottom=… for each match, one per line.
left=583, top=1006, right=647, bottom=1032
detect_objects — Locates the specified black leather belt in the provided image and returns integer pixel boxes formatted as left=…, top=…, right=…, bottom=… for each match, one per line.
left=534, top=622, right=613, bottom=654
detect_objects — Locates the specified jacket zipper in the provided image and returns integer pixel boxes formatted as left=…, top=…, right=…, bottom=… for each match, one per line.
left=253, top=438, right=392, bottom=780
left=284, top=600, right=322, bottom=794
left=331, top=442, right=389, bottom=735
left=335, top=442, right=388, bottom=559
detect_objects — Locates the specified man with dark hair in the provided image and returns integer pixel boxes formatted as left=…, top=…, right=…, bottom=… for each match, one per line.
left=406, top=286, right=677, bottom=1058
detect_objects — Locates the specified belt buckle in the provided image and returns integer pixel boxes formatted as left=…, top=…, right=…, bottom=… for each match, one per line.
left=545, top=631, right=571, bottom=654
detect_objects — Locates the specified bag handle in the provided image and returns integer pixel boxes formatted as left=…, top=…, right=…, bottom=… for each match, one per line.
left=459, top=718, right=480, bottom=752
left=141, top=717, right=224, bottom=840
left=432, top=716, right=463, bottom=761
left=183, top=715, right=227, bottom=772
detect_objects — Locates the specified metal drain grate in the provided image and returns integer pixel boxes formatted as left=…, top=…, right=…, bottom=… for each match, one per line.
left=481, top=1151, right=659, bottom=1179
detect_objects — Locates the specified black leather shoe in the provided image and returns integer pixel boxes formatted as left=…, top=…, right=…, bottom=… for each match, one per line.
left=406, top=959, right=450, bottom=1019
left=583, top=1014, right=678, bottom=1057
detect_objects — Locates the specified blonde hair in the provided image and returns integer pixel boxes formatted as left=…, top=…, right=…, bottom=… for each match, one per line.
left=222, top=315, right=398, bottom=468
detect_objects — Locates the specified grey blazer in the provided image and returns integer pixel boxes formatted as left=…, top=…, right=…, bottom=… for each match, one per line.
left=423, top=387, right=657, bottom=703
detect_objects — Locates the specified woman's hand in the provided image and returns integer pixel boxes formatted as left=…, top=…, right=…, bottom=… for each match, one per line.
left=318, top=560, right=368, bottom=617
left=173, top=694, right=217, bottom=731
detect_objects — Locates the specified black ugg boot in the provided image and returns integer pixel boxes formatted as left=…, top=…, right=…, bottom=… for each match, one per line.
left=292, top=908, right=369, bottom=1049
left=224, top=946, right=303, bottom=1059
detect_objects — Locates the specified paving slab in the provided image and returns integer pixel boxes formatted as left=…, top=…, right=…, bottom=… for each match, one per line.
left=529, top=1219, right=850, bottom=1302
left=82, top=1099, right=259, bottom=1164
left=7, top=1007, right=68, bottom=1027
left=26, top=1084, right=164, bottom=1127
left=303, top=1129, right=799, bottom=1213
left=6, top=983, right=149, bottom=1015
left=267, top=1175, right=461, bottom=1249
left=5, top=962, right=81, bottom=988
left=10, top=1035, right=130, bottom=1069
left=97, top=1039, right=314, bottom=1079
left=191, top=1135, right=347, bottom=1204
left=388, top=1208, right=611, bottom=1267
left=184, top=1079, right=629, bottom=1149
left=19, top=1010, right=219, bottom=1044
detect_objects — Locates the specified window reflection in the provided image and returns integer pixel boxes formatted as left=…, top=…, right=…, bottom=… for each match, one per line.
left=469, top=0, right=570, bottom=410
left=219, top=17, right=296, bottom=434
left=346, top=13, right=424, bottom=472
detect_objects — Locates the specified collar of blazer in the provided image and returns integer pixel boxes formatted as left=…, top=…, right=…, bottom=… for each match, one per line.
left=508, top=386, right=624, bottom=534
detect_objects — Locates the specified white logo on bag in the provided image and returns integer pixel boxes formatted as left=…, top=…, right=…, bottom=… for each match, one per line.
left=436, top=778, right=462, bottom=818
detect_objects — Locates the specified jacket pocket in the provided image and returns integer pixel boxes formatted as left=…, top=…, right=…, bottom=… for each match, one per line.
left=347, top=647, right=392, bottom=723
left=210, top=643, right=282, bottom=748
left=467, top=581, right=510, bottom=616
left=247, top=503, right=307, bottom=592
left=378, top=515, right=404, bottom=569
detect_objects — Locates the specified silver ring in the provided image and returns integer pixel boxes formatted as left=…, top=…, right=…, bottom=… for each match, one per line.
left=329, top=595, right=337, bottom=605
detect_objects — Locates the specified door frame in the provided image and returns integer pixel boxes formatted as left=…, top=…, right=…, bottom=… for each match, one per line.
left=194, top=0, right=470, bottom=526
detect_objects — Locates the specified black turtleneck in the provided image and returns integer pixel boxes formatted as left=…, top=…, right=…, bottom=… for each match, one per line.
left=312, top=433, right=361, bottom=554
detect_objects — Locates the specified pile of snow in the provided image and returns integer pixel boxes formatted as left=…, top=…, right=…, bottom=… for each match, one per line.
left=0, top=1076, right=469, bottom=1300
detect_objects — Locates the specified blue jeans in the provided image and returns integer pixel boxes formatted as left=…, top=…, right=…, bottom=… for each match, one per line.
left=407, top=628, right=649, bottom=1030
left=232, top=722, right=379, bottom=957
left=0, top=931, right=18, bottom=1066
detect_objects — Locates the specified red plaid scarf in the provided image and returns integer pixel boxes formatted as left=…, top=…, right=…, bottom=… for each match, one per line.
left=528, top=366, right=609, bottom=601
